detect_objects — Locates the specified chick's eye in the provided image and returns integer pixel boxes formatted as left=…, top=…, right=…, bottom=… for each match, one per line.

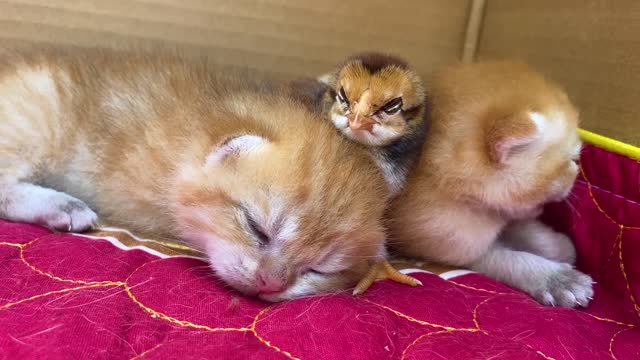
left=244, top=211, right=270, bottom=246
left=381, top=97, right=403, bottom=115
left=337, top=87, right=349, bottom=106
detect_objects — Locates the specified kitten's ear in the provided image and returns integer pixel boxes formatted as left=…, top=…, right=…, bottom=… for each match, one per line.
left=487, top=112, right=542, bottom=163
left=206, top=134, right=268, bottom=167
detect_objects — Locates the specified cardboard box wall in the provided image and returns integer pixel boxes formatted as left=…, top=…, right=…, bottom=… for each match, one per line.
left=0, top=0, right=638, bottom=145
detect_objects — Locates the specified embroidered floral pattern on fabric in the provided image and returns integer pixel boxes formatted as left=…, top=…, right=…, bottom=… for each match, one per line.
left=0, top=144, right=639, bottom=359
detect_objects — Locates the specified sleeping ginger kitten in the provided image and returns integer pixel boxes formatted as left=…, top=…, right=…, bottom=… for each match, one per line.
left=390, top=61, right=593, bottom=308
left=0, top=47, right=391, bottom=302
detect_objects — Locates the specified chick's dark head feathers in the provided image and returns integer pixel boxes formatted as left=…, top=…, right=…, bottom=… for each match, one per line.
left=322, top=52, right=427, bottom=146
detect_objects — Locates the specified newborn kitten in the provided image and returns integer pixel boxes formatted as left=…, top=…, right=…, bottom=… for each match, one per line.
left=0, top=47, right=391, bottom=302
left=390, top=61, right=593, bottom=308
left=320, top=52, right=429, bottom=195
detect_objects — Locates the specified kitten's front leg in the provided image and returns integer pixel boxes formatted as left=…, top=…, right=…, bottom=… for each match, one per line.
left=470, top=242, right=593, bottom=308
left=501, top=219, right=576, bottom=264
left=0, top=182, right=97, bottom=232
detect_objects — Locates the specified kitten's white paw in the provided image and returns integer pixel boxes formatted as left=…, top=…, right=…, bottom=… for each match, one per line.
left=1, top=183, right=98, bottom=233
left=33, top=195, right=97, bottom=232
left=534, top=264, right=593, bottom=308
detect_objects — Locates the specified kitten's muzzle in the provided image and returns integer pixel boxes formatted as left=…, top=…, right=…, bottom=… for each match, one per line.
left=256, top=269, right=285, bottom=294
left=347, top=113, right=377, bottom=132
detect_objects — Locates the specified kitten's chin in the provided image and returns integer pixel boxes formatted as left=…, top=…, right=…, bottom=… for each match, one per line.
left=258, top=272, right=349, bottom=302
left=499, top=204, right=544, bottom=220
left=201, top=240, right=264, bottom=295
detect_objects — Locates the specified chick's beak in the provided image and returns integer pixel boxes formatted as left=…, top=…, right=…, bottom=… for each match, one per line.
left=347, top=112, right=377, bottom=132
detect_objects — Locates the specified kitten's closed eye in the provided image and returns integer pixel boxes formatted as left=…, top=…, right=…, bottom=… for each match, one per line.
left=307, top=268, right=328, bottom=275
left=243, top=208, right=270, bottom=246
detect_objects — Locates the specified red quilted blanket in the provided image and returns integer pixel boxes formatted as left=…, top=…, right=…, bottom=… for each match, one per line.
left=1, top=144, right=639, bottom=360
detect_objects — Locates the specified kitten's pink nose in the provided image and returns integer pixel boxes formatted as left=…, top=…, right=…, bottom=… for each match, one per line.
left=256, top=271, right=285, bottom=295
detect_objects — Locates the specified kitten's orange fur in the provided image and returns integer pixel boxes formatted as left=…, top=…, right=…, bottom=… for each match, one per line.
left=389, top=61, right=592, bottom=308
left=0, top=47, right=390, bottom=302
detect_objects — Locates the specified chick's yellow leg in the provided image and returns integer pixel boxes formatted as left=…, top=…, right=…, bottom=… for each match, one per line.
left=353, top=260, right=422, bottom=295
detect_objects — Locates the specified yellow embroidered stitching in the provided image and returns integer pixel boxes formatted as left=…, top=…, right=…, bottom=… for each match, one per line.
left=580, top=167, right=640, bottom=319
left=580, top=167, right=640, bottom=230
left=6, top=222, right=631, bottom=360
left=130, top=343, right=163, bottom=360
left=594, top=225, right=624, bottom=280
left=0, top=283, right=120, bottom=310
left=0, top=241, right=24, bottom=248
left=20, top=244, right=120, bottom=286
left=608, top=327, right=630, bottom=360
left=447, top=280, right=509, bottom=295
left=529, top=347, right=555, bottom=360
left=250, top=306, right=301, bottom=360
left=581, top=312, right=635, bottom=328
left=401, top=329, right=462, bottom=360
left=617, top=225, right=640, bottom=316
left=472, top=297, right=496, bottom=331
left=361, top=298, right=474, bottom=331
left=122, top=281, right=249, bottom=332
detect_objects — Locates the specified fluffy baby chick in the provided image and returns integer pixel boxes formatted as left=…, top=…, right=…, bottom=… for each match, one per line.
left=320, top=52, right=429, bottom=195
left=316, top=52, right=430, bottom=295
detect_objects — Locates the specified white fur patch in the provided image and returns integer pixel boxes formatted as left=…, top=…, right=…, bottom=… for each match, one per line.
left=206, top=238, right=257, bottom=273
left=317, top=73, right=332, bottom=84
left=203, top=235, right=260, bottom=295
left=23, top=68, right=57, bottom=97
left=248, top=195, right=299, bottom=242
left=277, top=215, right=298, bottom=242
left=529, top=112, right=547, bottom=132
left=571, top=139, right=583, bottom=159
left=206, top=134, right=266, bottom=165
left=372, top=152, right=404, bottom=196
left=529, top=111, right=567, bottom=144
left=331, top=113, right=349, bottom=129
left=370, top=123, right=402, bottom=143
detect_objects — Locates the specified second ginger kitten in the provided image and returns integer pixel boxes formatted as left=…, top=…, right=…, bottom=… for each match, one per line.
left=390, top=61, right=593, bottom=308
